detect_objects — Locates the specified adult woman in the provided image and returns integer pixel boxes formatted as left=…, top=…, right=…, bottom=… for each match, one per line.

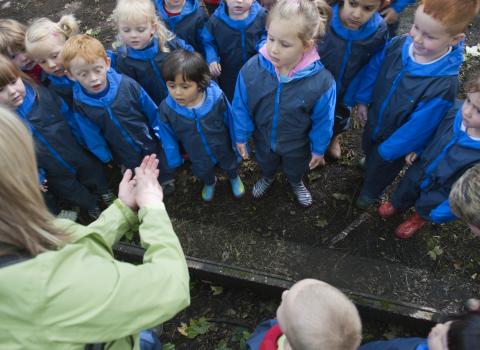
left=0, top=106, right=190, bottom=349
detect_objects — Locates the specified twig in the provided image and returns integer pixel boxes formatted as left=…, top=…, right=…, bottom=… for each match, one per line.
left=329, top=212, right=372, bottom=247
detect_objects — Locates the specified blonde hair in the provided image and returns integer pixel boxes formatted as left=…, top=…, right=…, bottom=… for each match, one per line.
left=285, top=279, right=362, bottom=350
left=112, top=0, right=175, bottom=52
left=267, top=0, right=331, bottom=45
left=449, top=164, right=480, bottom=229
left=25, top=15, right=80, bottom=55
left=0, top=19, right=27, bottom=56
left=61, top=34, right=109, bottom=71
left=0, top=106, right=68, bottom=258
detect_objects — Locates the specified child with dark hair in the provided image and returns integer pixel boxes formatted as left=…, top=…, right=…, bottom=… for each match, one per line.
left=158, top=49, right=244, bottom=201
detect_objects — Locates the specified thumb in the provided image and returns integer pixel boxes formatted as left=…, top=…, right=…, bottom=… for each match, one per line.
left=121, top=168, right=133, bottom=185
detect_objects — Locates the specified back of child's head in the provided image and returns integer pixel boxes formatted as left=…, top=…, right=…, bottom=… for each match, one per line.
left=112, top=0, right=174, bottom=51
left=61, top=34, right=108, bottom=71
left=464, top=70, right=480, bottom=94
left=162, top=50, right=211, bottom=91
left=25, top=15, right=79, bottom=55
left=449, top=164, right=480, bottom=231
left=279, top=279, right=362, bottom=350
left=0, top=19, right=27, bottom=57
left=421, top=0, right=480, bottom=35
left=447, top=311, right=480, bottom=349
left=267, top=0, right=332, bottom=45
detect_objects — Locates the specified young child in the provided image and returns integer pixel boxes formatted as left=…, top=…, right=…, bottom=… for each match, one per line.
left=0, top=55, right=112, bottom=219
left=381, top=0, right=416, bottom=37
left=154, top=0, right=209, bottom=54
left=112, top=0, right=194, bottom=106
left=450, top=164, right=480, bottom=238
left=354, top=0, right=478, bottom=209
left=0, top=19, right=42, bottom=83
left=159, top=49, right=244, bottom=201
left=24, top=15, right=80, bottom=106
left=201, top=0, right=267, bottom=101
left=377, top=74, right=480, bottom=239
left=233, top=0, right=336, bottom=207
left=318, top=0, right=388, bottom=159
left=62, top=34, right=177, bottom=194
left=359, top=310, right=480, bottom=350
left=247, top=279, right=362, bottom=350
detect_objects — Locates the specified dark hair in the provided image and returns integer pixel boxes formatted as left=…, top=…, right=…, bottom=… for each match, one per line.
left=447, top=312, right=480, bottom=350
left=161, top=50, right=211, bottom=91
left=464, top=71, right=480, bottom=94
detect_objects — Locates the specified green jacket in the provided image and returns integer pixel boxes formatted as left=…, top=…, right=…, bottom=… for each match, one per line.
left=0, top=200, right=190, bottom=349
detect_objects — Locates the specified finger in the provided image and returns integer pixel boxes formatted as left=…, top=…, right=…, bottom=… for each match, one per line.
left=146, top=154, right=158, bottom=171
left=121, top=168, right=134, bottom=185
left=139, top=155, right=150, bottom=171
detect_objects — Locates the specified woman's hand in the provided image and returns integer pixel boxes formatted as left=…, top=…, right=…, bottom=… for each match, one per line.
left=118, top=169, right=138, bottom=211
left=309, top=154, right=325, bottom=170
left=134, top=155, right=163, bottom=208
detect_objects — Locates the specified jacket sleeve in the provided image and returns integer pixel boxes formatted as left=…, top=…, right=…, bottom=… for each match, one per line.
left=231, top=73, right=255, bottom=144
left=309, top=82, right=336, bottom=156
left=153, top=117, right=183, bottom=169
left=47, top=201, right=190, bottom=345
left=354, top=44, right=388, bottom=105
left=391, top=0, right=416, bottom=13
left=378, top=97, right=453, bottom=161
left=59, top=98, right=85, bottom=147
left=73, top=111, right=113, bottom=163
left=430, top=199, right=457, bottom=224
left=200, top=22, right=220, bottom=64
left=175, top=37, right=195, bottom=52
left=223, top=96, right=241, bottom=156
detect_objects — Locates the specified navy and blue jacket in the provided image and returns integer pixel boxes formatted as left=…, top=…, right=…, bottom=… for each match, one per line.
left=72, top=69, right=178, bottom=168
left=232, top=53, right=336, bottom=158
left=114, top=37, right=193, bottom=105
left=359, top=337, right=427, bottom=350
left=318, top=4, right=388, bottom=106
left=201, top=0, right=267, bottom=100
left=389, top=0, right=416, bottom=14
left=40, top=73, right=75, bottom=107
left=355, top=35, right=463, bottom=161
left=155, top=0, right=208, bottom=54
left=158, top=81, right=238, bottom=171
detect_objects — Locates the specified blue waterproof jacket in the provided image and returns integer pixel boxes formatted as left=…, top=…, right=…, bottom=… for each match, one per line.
left=72, top=69, right=178, bottom=168
left=355, top=35, right=463, bottom=160
left=158, top=81, right=238, bottom=170
left=360, top=337, right=427, bottom=350
left=390, top=0, right=416, bottom=13
left=232, top=53, right=336, bottom=158
left=318, top=5, right=388, bottom=105
left=40, top=73, right=75, bottom=107
left=201, top=1, right=267, bottom=100
left=155, top=0, right=208, bottom=54
left=114, top=38, right=193, bottom=105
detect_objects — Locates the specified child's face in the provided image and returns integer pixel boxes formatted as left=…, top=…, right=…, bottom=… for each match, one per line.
left=427, top=321, right=451, bottom=350
left=462, top=92, right=480, bottom=130
left=409, top=5, right=464, bottom=63
left=340, top=0, right=382, bottom=30
left=67, top=56, right=110, bottom=94
left=166, top=74, right=203, bottom=107
left=7, top=49, right=36, bottom=72
left=225, top=0, right=253, bottom=19
left=266, top=18, right=312, bottom=75
left=0, top=77, right=26, bottom=109
left=30, top=34, right=66, bottom=77
left=118, top=19, right=156, bottom=50
left=164, top=0, right=186, bottom=10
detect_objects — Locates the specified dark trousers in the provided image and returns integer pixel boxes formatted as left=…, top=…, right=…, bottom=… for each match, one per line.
left=391, top=163, right=422, bottom=210
left=333, top=104, right=351, bottom=136
left=192, top=163, right=238, bottom=185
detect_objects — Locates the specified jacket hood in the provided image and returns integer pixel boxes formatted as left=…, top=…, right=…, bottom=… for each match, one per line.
left=73, top=69, right=122, bottom=107
left=330, top=4, right=385, bottom=41
left=157, top=0, right=199, bottom=21
left=16, top=81, right=36, bottom=118
left=213, top=1, right=263, bottom=29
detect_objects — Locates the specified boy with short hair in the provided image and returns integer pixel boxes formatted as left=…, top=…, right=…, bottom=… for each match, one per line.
left=62, top=34, right=179, bottom=194
left=247, top=279, right=362, bottom=350
left=354, top=0, right=479, bottom=209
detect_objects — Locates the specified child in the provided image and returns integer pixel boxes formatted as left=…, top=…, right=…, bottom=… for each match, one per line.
left=354, top=0, right=478, bottom=209
left=0, top=55, right=112, bottom=219
left=25, top=15, right=80, bottom=106
left=62, top=34, right=177, bottom=194
left=112, top=0, right=194, bottom=106
left=359, top=310, right=480, bottom=350
left=154, top=0, right=209, bottom=54
left=159, top=49, right=244, bottom=201
left=377, top=74, right=480, bottom=239
left=0, top=19, right=42, bottom=83
left=247, top=279, right=362, bottom=350
left=318, top=0, right=388, bottom=159
left=233, top=0, right=336, bottom=207
left=201, top=0, right=267, bottom=101
left=381, top=0, right=416, bottom=37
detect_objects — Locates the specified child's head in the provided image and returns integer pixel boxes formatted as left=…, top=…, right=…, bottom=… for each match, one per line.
left=276, top=279, right=362, bottom=350
left=266, top=0, right=331, bottom=74
left=112, top=0, right=174, bottom=51
left=62, top=34, right=110, bottom=94
left=0, top=19, right=36, bottom=71
left=162, top=49, right=210, bottom=107
left=410, top=0, right=479, bottom=62
left=225, top=0, right=254, bottom=20
left=449, top=164, right=480, bottom=238
left=461, top=73, right=480, bottom=133
left=339, top=0, right=385, bottom=30
left=25, top=15, right=79, bottom=77
left=428, top=311, right=480, bottom=350
left=0, top=54, right=27, bottom=109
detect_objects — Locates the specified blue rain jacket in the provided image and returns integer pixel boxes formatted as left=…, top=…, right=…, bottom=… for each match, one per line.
left=390, top=0, right=416, bottom=13
left=360, top=338, right=427, bottom=350
left=40, top=73, right=75, bottom=107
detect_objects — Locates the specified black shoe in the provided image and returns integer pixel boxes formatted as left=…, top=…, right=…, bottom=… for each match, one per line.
left=88, top=207, right=101, bottom=220
left=100, top=191, right=116, bottom=206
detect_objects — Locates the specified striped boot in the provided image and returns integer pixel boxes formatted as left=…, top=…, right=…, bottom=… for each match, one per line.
left=291, top=181, right=313, bottom=207
left=252, top=177, right=274, bottom=199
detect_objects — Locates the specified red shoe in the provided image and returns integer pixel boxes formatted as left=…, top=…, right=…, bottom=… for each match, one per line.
left=394, top=213, right=426, bottom=239
left=377, top=201, right=397, bottom=219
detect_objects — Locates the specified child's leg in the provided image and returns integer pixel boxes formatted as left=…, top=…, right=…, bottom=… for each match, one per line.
left=327, top=104, right=351, bottom=159
left=75, top=152, right=111, bottom=195
left=282, top=154, right=312, bottom=207
left=191, top=160, right=217, bottom=201
left=252, top=144, right=279, bottom=198
left=390, top=163, right=424, bottom=210
left=47, top=173, right=99, bottom=213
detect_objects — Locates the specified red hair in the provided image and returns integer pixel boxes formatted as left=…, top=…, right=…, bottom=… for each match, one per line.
left=422, top=0, right=480, bottom=35
left=61, top=34, right=108, bottom=71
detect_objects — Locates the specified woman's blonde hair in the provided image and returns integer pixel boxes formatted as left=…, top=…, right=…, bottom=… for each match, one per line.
left=112, top=0, right=175, bottom=52
left=0, top=19, right=27, bottom=56
left=25, top=15, right=80, bottom=54
left=0, top=107, right=68, bottom=258
left=267, top=0, right=331, bottom=45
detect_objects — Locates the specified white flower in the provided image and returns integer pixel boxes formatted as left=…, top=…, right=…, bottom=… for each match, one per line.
left=466, top=45, right=480, bottom=57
